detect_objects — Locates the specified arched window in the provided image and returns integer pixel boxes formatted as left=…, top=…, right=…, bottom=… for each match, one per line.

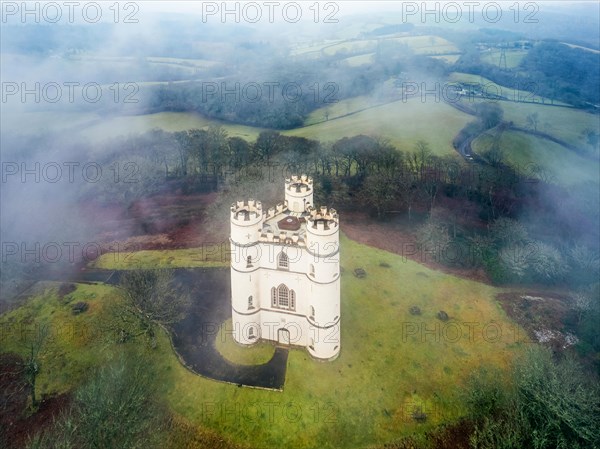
left=310, top=306, right=315, bottom=320
left=278, top=284, right=289, bottom=308
left=248, top=326, right=256, bottom=339
left=246, top=256, right=253, bottom=268
left=278, top=252, right=289, bottom=270
left=272, top=284, right=296, bottom=311
left=248, top=295, right=254, bottom=310
left=309, top=264, right=315, bottom=277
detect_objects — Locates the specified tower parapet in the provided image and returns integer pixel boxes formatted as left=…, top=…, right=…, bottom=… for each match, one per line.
left=306, top=206, right=339, bottom=235
left=231, top=199, right=262, bottom=224
left=230, top=199, right=263, bottom=246
left=305, top=206, right=339, bottom=258
left=285, top=175, right=313, bottom=213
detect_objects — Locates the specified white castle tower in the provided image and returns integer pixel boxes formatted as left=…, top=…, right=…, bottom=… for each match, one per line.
left=229, top=175, right=341, bottom=361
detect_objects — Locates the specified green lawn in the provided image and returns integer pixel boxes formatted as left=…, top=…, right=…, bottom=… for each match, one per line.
left=472, top=129, right=600, bottom=185
left=164, top=234, right=526, bottom=448
left=92, top=246, right=230, bottom=270
left=286, top=97, right=473, bottom=155
left=215, top=319, right=277, bottom=365
left=0, top=233, right=528, bottom=448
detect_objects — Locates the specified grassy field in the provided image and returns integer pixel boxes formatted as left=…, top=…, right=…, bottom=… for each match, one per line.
left=214, top=319, right=276, bottom=365
left=389, top=35, right=459, bottom=55
left=489, top=101, right=599, bottom=148
left=431, top=54, right=461, bottom=64
left=286, top=97, right=473, bottom=155
left=3, top=109, right=263, bottom=142
left=449, top=72, right=570, bottom=106
left=472, top=129, right=600, bottom=185
left=343, top=53, right=375, bottom=67
left=2, top=110, right=103, bottom=136
left=1, top=234, right=528, bottom=448
left=480, top=49, right=528, bottom=68
left=290, top=40, right=345, bottom=56
left=302, top=95, right=382, bottom=125
left=296, top=35, right=458, bottom=59
left=322, top=39, right=377, bottom=56
left=80, top=112, right=265, bottom=142
left=0, top=282, right=118, bottom=395
left=145, top=57, right=219, bottom=68
left=92, top=246, right=230, bottom=270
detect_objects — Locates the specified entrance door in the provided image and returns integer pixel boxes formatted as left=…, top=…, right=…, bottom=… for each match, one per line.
left=277, top=328, right=290, bottom=345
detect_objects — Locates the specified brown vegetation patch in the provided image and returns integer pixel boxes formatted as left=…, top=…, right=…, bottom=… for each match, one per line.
left=341, top=211, right=491, bottom=284
left=495, top=290, right=579, bottom=352
left=84, top=191, right=223, bottom=252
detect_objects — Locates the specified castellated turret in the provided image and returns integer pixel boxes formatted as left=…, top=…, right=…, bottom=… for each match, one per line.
left=230, top=199, right=263, bottom=246
left=285, top=175, right=313, bottom=213
left=229, top=178, right=340, bottom=361
left=304, top=206, right=340, bottom=360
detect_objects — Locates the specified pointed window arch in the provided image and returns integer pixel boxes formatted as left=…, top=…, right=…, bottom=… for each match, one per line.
left=278, top=252, right=289, bottom=270
left=278, top=284, right=289, bottom=308
left=272, top=283, right=296, bottom=311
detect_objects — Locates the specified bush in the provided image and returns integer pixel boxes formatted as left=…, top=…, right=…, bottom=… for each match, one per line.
left=464, top=348, right=600, bottom=449
left=27, top=352, right=167, bottom=449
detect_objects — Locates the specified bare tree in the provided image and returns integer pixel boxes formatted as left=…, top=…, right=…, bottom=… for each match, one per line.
left=114, top=270, right=190, bottom=347
left=526, top=112, right=539, bottom=132
left=23, top=325, right=49, bottom=407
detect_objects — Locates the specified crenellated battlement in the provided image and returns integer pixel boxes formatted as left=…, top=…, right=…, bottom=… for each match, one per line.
left=285, top=174, right=313, bottom=194
left=259, top=229, right=306, bottom=246
left=264, top=201, right=287, bottom=220
left=306, top=206, right=339, bottom=232
left=230, top=199, right=263, bottom=222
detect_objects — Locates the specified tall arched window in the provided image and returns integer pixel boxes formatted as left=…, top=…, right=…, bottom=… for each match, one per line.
left=278, top=252, right=289, bottom=270
left=272, top=284, right=296, bottom=311
left=309, top=264, right=315, bottom=277
left=310, top=306, right=315, bottom=320
left=248, top=295, right=254, bottom=310
left=278, top=284, right=289, bottom=308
